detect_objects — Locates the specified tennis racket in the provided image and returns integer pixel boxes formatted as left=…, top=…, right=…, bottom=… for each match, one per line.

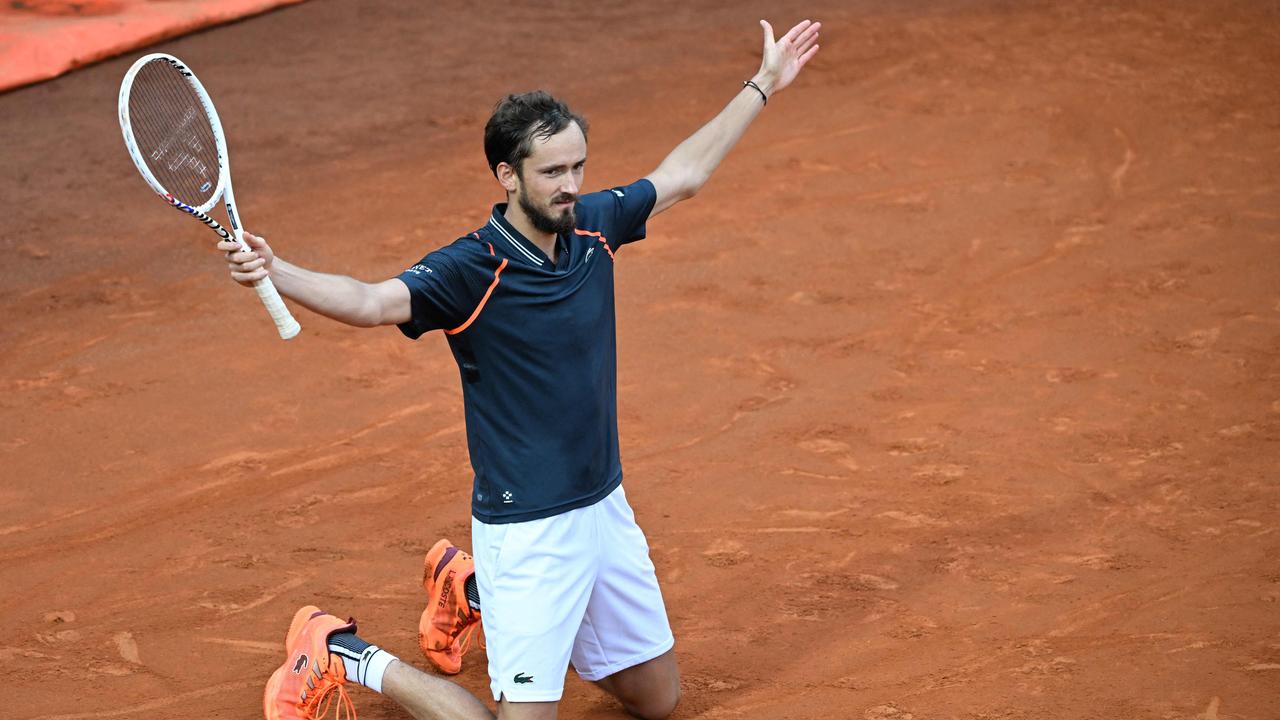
left=118, top=53, right=300, bottom=340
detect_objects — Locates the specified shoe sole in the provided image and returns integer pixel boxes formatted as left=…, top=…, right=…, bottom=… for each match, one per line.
left=263, top=665, right=287, bottom=720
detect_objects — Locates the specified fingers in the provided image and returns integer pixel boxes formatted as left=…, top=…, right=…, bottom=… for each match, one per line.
left=216, top=232, right=271, bottom=286
left=794, top=21, right=820, bottom=50
left=227, top=253, right=266, bottom=270
left=227, top=253, right=267, bottom=285
left=766, top=19, right=820, bottom=63
left=794, top=24, right=821, bottom=58
left=781, top=18, right=812, bottom=44
left=230, top=267, right=268, bottom=285
left=798, top=44, right=820, bottom=68
left=217, top=234, right=264, bottom=284
left=220, top=240, right=259, bottom=264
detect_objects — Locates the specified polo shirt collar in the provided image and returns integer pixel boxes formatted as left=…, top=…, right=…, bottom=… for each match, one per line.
left=488, top=204, right=573, bottom=269
left=487, top=204, right=549, bottom=267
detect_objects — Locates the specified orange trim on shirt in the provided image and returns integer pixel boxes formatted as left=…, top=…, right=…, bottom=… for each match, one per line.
left=573, top=228, right=615, bottom=261
left=446, top=251, right=507, bottom=336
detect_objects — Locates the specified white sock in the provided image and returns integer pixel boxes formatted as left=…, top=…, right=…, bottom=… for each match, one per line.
left=355, top=645, right=397, bottom=693
left=329, top=633, right=398, bottom=694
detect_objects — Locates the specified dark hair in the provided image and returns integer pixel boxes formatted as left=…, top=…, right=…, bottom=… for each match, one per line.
left=484, top=91, right=588, bottom=178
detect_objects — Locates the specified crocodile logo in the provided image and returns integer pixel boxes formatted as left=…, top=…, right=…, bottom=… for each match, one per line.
left=514, top=672, right=534, bottom=684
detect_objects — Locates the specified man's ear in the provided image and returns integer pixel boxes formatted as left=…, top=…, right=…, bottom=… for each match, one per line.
left=496, top=162, right=519, bottom=193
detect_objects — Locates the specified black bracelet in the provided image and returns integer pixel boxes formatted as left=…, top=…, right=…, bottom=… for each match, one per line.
left=743, top=79, right=768, bottom=105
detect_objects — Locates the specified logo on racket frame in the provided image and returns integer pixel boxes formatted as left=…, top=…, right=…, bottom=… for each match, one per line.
left=160, top=57, right=194, bottom=77
left=163, top=193, right=234, bottom=243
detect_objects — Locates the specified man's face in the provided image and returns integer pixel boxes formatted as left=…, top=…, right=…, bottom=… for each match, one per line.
left=511, top=122, right=587, bottom=235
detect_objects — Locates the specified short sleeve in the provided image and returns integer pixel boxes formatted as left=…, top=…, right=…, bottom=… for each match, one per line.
left=575, top=178, right=657, bottom=251
left=395, top=243, right=487, bottom=340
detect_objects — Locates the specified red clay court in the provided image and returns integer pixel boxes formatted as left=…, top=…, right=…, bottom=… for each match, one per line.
left=2, top=1, right=1278, bottom=718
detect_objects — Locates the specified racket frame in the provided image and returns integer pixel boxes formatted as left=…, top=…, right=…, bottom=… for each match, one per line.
left=118, top=53, right=301, bottom=340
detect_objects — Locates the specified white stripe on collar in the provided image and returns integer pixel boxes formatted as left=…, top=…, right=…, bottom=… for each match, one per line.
left=489, top=214, right=544, bottom=266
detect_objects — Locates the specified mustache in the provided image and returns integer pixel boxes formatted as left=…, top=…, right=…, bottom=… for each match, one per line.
left=551, top=193, right=577, bottom=205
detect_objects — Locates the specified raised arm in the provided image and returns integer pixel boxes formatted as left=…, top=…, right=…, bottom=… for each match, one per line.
left=219, top=233, right=411, bottom=328
left=645, top=19, right=821, bottom=217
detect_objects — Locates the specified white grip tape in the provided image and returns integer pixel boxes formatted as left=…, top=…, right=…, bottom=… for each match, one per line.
left=233, top=227, right=300, bottom=340
left=253, top=277, right=302, bottom=340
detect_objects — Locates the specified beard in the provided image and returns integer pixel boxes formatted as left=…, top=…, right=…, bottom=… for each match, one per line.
left=518, top=185, right=577, bottom=235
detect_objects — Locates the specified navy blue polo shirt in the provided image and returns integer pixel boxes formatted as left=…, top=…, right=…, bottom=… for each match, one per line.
left=396, top=178, right=657, bottom=524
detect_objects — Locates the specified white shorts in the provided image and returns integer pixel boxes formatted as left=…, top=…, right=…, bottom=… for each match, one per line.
left=470, top=484, right=674, bottom=703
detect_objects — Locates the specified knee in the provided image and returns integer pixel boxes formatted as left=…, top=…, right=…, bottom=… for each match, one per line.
left=620, top=683, right=681, bottom=720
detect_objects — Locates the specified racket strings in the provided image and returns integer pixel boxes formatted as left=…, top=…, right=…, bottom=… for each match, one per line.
left=127, top=59, right=222, bottom=208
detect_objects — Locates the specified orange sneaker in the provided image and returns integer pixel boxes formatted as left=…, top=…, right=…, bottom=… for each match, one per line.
left=264, top=605, right=357, bottom=720
left=418, top=538, right=483, bottom=675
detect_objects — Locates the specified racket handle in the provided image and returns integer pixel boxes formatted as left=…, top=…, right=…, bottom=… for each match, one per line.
left=233, top=227, right=300, bottom=340
left=252, top=276, right=302, bottom=340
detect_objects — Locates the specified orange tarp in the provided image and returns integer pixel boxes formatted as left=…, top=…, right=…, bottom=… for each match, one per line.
left=0, top=0, right=307, bottom=93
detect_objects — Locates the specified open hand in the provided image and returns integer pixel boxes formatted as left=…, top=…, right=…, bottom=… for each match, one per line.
left=755, top=19, right=821, bottom=96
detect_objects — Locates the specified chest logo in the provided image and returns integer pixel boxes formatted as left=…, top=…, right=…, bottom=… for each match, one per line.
left=584, top=246, right=595, bottom=265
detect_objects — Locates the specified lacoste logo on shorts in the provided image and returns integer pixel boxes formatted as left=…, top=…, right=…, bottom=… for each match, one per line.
left=292, top=653, right=309, bottom=674
left=514, top=672, right=534, bottom=684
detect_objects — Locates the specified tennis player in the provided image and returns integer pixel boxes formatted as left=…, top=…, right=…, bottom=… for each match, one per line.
left=228, top=18, right=820, bottom=720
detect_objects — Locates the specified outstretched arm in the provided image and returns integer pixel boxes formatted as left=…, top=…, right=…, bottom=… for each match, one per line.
left=645, top=19, right=821, bottom=217
left=219, top=233, right=411, bottom=328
